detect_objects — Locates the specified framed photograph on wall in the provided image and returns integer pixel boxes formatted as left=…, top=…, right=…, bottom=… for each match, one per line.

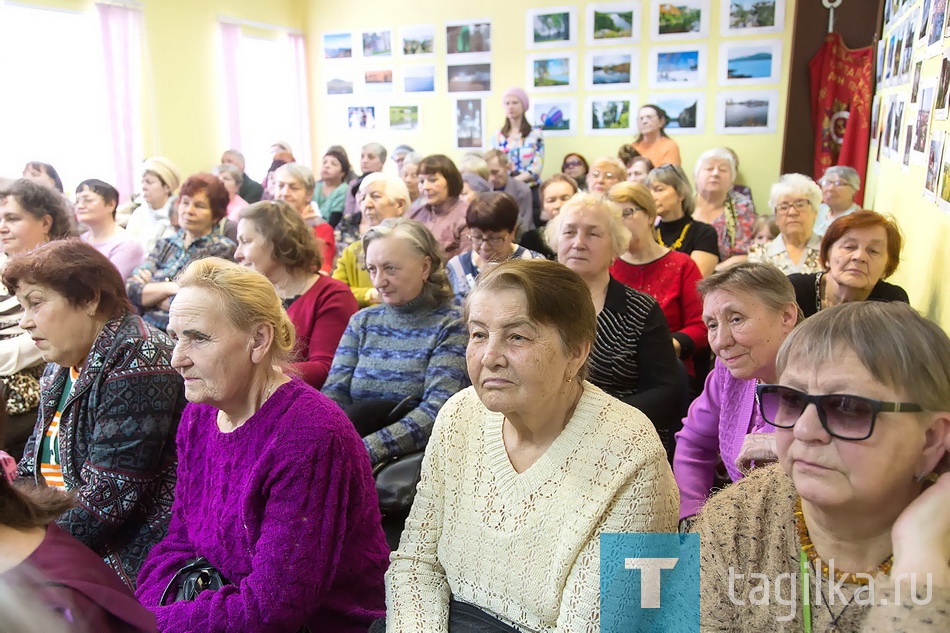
left=404, top=64, right=436, bottom=92
left=648, top=44, right=708, bottom=89
left=530, top=98, right=577, bottom=136
left=362, top=30, right=392, bottom=57
left=447, top=60, right=491, bottom=93
left=721, top=0, right=785, bottom=36
left=586, top=2, right=640, bottom=46
left=651, top=0, right=710, bottom=40
left=586, top=49, right=637, bottom=90
left=326, top=65, right=356, bottom=95
left=323, top=33, right=353, bottom=59
left=526, top=6, right=578, bottom=49
left=455, top=97, right=485, bottom=149
left=346, top=106, right=377, bottom=130
left=446, top=19, right=492, bottom=56
left=648, top=92, right=705, bottom=134
left=364, top=68, right=393, bottom=93
left=400, top=25, right=435, bottom=57
left=585, top=96, right=633, bottom=135
left=718, top=40, right=782, bottom=86
left=526, top=53, right=576, bottom=92
left=389, top=104, right=420, bottom=132
left=715, top=90, right=780, bottom=134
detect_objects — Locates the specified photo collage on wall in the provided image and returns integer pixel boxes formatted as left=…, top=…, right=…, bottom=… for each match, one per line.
left=524, top=1, right=784, bottom=137
left=875, top=0, right=950, bottom=213
left=319, top=1, right=786, bottom=142
left=321, top=20, right=493, bottom=147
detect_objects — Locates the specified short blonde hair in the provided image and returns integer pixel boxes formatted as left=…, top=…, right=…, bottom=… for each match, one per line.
left=459, top=154, right=491, bottom=181
left=177, top=258, right=296, bottom=367
left=768, top=173, right=822, bottom=212
left=777, top=302, right=950, bottom=412
left=608, top=181, right=658, bottom=222
left=544, top=192, right=631, bottom=258
left=590, top=156, right=627, bottom=178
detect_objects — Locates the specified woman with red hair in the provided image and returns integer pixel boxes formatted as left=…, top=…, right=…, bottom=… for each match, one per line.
left=787, top=209, right=908, bottom=318
left=126, top=174, right=235, bottom=331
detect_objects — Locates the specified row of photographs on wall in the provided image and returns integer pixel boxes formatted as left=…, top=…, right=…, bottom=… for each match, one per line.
left=877, top=0, right=949, bottom=89
left=324, top=40, right=782, bottom=97
left=323, top=1, right=785, bottom=61
left=883, top=0, right=948, bottom=45
left=338, top=90, right=780, bottom=149
left=872, top=50, right=950, bottom=216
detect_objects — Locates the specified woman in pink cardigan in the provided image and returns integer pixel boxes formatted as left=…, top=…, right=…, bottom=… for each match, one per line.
left=673, top=263, right=801, bottom=523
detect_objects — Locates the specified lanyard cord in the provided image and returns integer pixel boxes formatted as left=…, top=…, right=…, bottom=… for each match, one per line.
left=800, top=548, right=812, bottom=633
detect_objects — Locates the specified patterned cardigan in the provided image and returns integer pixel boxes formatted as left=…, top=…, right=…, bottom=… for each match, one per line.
left=17, top=312, right=185, bottom=590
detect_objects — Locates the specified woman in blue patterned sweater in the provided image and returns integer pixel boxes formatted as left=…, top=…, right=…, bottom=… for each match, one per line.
left=323, top=218, right=469, bottom=466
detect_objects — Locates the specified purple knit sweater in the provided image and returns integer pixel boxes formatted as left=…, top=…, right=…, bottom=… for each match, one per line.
left=135, top=379, right=389, bottom=632
left=672, top=361, right=773, bottom=520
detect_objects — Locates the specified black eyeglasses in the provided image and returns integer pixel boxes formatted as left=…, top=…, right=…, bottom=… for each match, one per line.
left=756, top=384, right=926, bottom=441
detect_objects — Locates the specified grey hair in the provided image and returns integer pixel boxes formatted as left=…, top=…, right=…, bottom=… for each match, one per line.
left=222, top=149, right=245, bottom=165
left=363, top=142, right=388, bottom=164
left=821, top=166, right=861, bottom=190
left=769, top=173, right=822, bottom=212
left=214, top=163, right=244, bottom=187
left=275, top=162, right=316, bottom=195
left=358, top=173, right=411, bottom=210
left=644, top=164, right=696, bottom=216
left=401, top=152, right=424, bottom=172
left=362, top=218, right=454, bottom=305
left=544, top=191, right=632, bottom=259
left=459, top=154, right=490, bottom=180
left=697, top=262, right=803, bottom=323
left=694, top=147, right=737, bottom=183
left=776, top=302, right=950, bottom=412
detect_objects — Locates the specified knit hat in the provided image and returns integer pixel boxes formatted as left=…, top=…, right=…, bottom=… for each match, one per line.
left=503, top=87, right=529, bottom=111
left=142, top=156, right=181, bottom=192
left=324, top=149, right=351, bottom=179
left=462, top=172, right=491, bottom=194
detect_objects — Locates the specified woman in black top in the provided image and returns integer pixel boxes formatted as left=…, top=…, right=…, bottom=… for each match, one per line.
left=643, top=164, right=720, bottom=277
left=546, top=191, right=682, bottom=459
left=788, top=209, right=909, bottom=318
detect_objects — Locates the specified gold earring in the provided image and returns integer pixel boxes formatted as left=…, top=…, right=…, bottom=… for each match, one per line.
left=916, top=472, right=940, bottom=484
left=566, top=376, right=573, bottom=384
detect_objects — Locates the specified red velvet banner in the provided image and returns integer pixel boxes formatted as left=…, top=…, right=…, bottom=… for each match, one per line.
left=809, top=32, right=874, bottom=205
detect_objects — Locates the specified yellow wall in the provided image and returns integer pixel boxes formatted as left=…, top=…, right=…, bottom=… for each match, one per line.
left=864, top=3, right=950, bottom=331
left=303, top=0, right=796, bottom=213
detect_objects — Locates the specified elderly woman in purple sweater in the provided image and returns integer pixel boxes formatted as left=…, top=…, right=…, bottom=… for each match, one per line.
left=135, top=258, right=388, bottom=632
left=673, top=263, right=800, bottom=525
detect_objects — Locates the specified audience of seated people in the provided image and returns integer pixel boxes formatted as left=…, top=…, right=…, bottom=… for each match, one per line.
left=4, top=142, right=949, bottom=632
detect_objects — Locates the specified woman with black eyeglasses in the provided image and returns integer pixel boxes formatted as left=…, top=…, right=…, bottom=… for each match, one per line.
left=446, top=192, right=545, bottom=302
left=748, top=173, right=823, bottom=274
left=673, top=263, right=800, bottom=523
left=691, top=301, right=950, bottom=631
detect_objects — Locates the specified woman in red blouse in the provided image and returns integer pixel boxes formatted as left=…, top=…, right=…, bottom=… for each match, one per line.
left=608, top=181, right=707, bottom=375
left=235, top=201, right=357, bottom=388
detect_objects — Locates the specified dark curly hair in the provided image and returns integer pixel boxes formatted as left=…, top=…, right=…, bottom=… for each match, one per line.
left=0, top=179, right=76, bottom=240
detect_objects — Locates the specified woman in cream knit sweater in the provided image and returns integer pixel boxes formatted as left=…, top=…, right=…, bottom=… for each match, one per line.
left=384, top=258, right=678, bottom=631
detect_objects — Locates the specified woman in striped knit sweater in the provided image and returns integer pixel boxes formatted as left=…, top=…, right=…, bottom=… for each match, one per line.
left=322, top=218, right=469, bottom=466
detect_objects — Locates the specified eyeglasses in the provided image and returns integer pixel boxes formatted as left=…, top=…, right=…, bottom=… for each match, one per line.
left=563, top=160, right=583, bottom=169
left=590, top=170, right=618, bottom=180
left=621, top=206, right=645, bottom=218
left=820, top=179, right=853, bottom=188
left=774, top=199, right=812, bottom=214
left=467, top=231, right=509, bottom=247
left=756, top=384, right=926, bottom=441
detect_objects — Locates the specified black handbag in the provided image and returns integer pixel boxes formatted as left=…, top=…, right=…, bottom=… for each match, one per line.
left=159, top=557, right=229, bottom=606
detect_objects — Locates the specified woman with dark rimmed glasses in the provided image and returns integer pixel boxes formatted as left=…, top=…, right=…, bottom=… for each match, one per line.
left=691, top=301, right=950, bottom=630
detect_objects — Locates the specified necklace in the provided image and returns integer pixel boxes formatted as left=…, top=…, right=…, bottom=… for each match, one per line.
left=217, top=377, right=278, bottom=431
left=795, top=496, right=893, bottom=585
left=655, top=221, right=691, bottom=250
left=814, top=272, right=825, bottom=313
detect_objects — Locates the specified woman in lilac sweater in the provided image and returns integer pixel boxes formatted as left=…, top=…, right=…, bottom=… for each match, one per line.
left=135, top=258, right=388, bottom=632
left=673, top=263, right=800, bottom=522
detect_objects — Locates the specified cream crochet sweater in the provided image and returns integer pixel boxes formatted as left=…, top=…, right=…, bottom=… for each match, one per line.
left=386, top=383, right=678, bottom=632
